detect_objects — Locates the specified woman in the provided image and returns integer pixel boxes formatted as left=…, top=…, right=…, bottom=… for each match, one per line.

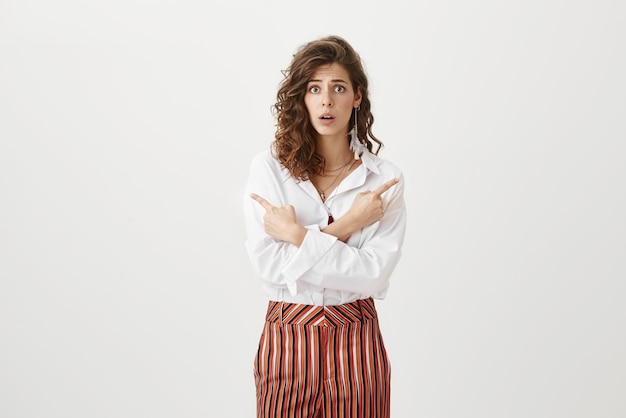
left=243, top=35, right=406, bottom=418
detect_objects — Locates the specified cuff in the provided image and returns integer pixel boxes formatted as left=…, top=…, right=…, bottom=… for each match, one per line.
left=283, top=225, right=337, bottom=296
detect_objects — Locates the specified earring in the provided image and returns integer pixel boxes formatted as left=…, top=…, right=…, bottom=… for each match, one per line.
left=349, top=106, right=365, bottom=160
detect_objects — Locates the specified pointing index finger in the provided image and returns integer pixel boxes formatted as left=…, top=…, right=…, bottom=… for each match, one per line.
left=374, top=178, right=399, bottom=196
left=250, top=193, right=274, bottom=211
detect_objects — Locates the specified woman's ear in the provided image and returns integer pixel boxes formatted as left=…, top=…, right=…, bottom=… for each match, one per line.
left=353, top=86, right=363, bottom=108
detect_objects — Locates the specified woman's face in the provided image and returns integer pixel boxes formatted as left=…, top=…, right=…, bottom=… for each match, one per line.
left=304, top=63, right=362, bottom=141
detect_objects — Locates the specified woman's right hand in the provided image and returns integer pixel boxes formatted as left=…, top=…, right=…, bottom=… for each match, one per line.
left=345, top=178, right=399, bottom=229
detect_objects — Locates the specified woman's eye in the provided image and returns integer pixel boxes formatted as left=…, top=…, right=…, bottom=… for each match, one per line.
left=309, top=86, right=320, bottom=93
left=335, top=86, right=345, bottom=93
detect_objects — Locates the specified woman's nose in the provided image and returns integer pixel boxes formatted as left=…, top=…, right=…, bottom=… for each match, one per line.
left=321, top=91, right=332, bottom=106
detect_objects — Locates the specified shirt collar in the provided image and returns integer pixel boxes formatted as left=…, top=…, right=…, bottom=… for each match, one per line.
left=359, top=150, right=381, bottom=175
left=337, top=150, right=381, bottom=193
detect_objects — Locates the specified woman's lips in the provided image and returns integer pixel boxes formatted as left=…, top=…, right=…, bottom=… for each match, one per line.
left=319, top=113, right=335, bottom=125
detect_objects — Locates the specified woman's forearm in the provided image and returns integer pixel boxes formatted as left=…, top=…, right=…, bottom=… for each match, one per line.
left=321, top=213, right=360, bottom=242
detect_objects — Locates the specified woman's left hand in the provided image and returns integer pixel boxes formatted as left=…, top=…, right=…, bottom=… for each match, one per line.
left=250, top=193, right=307, bottom=247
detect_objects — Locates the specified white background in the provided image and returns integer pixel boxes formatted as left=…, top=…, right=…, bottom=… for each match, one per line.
left=1, top=1, right=624, bottom=417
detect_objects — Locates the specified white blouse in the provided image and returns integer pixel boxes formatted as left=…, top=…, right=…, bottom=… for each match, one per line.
left=243, top=148, right=407, bottom=306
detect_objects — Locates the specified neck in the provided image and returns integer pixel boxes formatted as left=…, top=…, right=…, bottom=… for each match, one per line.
left=315, top=134, right=353, bottom=167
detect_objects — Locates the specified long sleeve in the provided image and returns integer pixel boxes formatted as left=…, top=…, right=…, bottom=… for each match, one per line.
left=281, top=176, right=405, bottom=295
left=244, top=150, right=406, bottom=302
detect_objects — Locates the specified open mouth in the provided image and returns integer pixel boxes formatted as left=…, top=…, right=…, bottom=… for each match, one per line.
left=319, top=113, right=335, bottom=120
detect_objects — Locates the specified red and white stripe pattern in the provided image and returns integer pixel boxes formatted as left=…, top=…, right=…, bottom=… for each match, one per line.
left=253, top=297, right=391, bottom=417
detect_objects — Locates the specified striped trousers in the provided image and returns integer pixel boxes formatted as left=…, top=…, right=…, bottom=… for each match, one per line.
left=253, top=297, right=391, bottom=418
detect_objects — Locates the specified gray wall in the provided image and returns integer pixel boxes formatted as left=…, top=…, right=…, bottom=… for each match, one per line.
left=1, top=1, right=624, bottom=417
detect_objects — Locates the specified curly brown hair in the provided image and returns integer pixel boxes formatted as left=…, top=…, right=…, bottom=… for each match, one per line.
left=272, top=35, right=383, bottom=181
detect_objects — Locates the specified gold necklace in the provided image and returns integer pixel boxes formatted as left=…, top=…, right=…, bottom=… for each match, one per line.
left=315, top=173, right=342, bottom=201
left=313, top=159, right=357, bottom=201
left=324, top=158, right=353, bottom=173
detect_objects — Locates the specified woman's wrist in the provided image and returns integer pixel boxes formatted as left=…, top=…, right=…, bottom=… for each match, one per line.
left=322, top=213, right=359, bottom=242
left=288, top=224, right=307, bottom=248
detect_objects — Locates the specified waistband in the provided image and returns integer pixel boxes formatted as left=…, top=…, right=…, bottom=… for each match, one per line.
left=266, top=297, right=377, bottom=327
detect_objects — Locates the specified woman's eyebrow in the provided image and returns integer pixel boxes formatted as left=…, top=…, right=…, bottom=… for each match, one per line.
left=308, top=79, right=349, bottom=83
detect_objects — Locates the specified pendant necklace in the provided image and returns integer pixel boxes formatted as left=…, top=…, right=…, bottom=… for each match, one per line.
left=315, top=159, right=353, bottom=201
left=313, top=159, right=357, bottom=225
left=317, top=173, right=342, bottom=202
left=321, top=188, right=338, bottom=224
